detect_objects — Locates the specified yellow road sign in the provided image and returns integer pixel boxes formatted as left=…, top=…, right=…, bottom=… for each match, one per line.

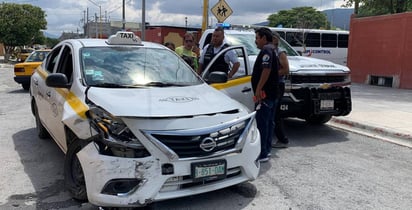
left=211, top=0, right=233, bottom=23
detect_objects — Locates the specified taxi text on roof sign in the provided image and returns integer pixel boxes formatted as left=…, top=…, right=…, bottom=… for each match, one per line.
left=106, top=31, right=142, bottom=45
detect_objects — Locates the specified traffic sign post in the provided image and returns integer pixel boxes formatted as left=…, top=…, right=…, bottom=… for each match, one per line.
left=211, top=0, right=233, bottom=23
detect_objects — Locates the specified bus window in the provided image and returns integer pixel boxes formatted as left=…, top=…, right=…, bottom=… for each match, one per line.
left=286, top=32, right=303, bottom=47
left=305, top=32, right=320, bottom=47
left=276, top=31, right=286, bottom=40
left=338, top=34, right=349, bottom=48
left=321, top=33, right=337, bottom=48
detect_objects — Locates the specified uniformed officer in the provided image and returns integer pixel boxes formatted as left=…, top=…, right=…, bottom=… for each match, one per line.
left=252, top=27, right=280, bottom=162
left=198, top=27, right=240, bottom=78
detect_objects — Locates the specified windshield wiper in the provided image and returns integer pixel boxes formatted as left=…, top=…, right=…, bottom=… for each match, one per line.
left=144, top=82, right=184, bottom=87
left=91, top=83, right=138, bottom=88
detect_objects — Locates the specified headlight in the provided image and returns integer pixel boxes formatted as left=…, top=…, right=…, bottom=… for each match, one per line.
left=345, top=74, right=351, bottom=84
left=246, top=118, right=259, bottom=144
left=87, top=105, right=150, bottom=158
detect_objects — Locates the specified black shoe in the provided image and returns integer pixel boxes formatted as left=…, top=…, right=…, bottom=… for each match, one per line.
left=272, top=141, right=288, bottom=148
left=258, top=157, right=269, bottom=163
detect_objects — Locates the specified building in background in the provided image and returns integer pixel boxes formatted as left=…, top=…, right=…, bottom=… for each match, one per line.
left=348, top=12, right=412, bottom=89
left=135, top=25, right=201, bottom=47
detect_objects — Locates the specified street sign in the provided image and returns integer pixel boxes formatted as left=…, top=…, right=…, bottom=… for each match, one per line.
left=211, top=0, right=233, bottom=23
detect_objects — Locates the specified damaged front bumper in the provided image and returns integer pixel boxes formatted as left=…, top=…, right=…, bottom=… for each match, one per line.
left=76, top=114, right=261, bottom=207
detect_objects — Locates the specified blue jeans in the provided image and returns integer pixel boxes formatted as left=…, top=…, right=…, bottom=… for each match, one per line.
left=255, top=98, right=278, bottom=159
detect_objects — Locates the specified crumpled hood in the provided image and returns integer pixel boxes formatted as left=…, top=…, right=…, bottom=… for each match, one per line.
left=87, top=84, right=243, bottom=117
left=287, top=56, right=350, bottom=73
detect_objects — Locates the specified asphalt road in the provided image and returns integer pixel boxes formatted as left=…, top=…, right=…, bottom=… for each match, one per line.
left=1, top=65, right=411, bottom=210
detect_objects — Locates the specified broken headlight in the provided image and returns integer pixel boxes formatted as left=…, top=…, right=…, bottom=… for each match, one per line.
left=87, top=105, right=150, bottom=158
left=247, top=118, right=259, bottom=144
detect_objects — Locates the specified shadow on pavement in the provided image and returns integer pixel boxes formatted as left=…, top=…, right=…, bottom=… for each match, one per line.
left=283, top=118, right=350, bottom=148
left=257, top=118, right=350, bottom=177
left=3, top=128, right=90, bottom=209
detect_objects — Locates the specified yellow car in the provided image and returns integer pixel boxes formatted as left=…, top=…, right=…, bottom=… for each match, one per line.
left=14, top=49, right=51, bottom=90
left=18, top=48, right=34, bottom=62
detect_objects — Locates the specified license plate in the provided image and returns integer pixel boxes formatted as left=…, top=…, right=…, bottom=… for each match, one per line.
left=191, top=159, right=226, bottom=182
left=320, top=100, right=334, bottom=110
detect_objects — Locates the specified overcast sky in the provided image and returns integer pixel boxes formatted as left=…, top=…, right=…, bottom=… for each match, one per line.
left=6, top=0, right=349, bottom=36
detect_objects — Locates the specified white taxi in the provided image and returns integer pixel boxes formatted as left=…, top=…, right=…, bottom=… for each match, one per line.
left=30, top=32, right=260, bottom=208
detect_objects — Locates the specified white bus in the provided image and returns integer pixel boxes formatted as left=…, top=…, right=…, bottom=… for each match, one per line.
left=269, top=27, right=349, bottom=66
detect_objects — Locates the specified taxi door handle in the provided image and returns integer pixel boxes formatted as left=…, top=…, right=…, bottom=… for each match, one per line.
left=242, top=87, right=252, bottom=93
left=46, top=91, right=51, bottom=97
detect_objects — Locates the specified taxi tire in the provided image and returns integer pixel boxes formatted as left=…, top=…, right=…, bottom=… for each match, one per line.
left=22, top=84, right=30, bottom=90
left=64, top=139, right=88, bottom=201
left=34, top=102, right=49, bottom=139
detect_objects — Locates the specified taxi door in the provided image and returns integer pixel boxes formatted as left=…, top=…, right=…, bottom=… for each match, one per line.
left=203, top=46, right=255, bottom=111
left=44, top=45, right=75, bottom=152
left=31, top=46, right=63, bottom=136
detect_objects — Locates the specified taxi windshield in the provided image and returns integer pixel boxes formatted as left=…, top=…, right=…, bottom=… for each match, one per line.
left=81, top=47, right=202, bottom=87
left=25, top=51, right=49, bottom=62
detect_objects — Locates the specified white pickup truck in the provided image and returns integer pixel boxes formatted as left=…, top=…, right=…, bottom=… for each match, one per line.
left=199, top=28, right=352, bottom=124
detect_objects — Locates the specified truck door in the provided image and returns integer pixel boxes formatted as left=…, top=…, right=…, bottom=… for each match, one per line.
left=202, top=46, right=255, bottom=111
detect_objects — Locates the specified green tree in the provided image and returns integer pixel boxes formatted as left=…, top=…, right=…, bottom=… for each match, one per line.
left=45, top=37, right=60, bottom=48
left=0, top=3, right=47, bottom=61
left=267, top=7, right=330, bottom=29
left=32, top=31, right=46, bottom=45
left=343, top=0, right=412, bottom=16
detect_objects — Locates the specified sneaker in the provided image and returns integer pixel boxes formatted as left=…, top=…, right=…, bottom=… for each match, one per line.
left=272, top=141, right=288, bottom=148
left=259, top=157, right=269, bottom=163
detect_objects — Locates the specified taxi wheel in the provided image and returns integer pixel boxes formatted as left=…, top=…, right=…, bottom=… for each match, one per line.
left=34, top=102, right=49, bottom=139
left=64, top=139, right=88, bottom=201
left=22, top=84, right=30, bottom=90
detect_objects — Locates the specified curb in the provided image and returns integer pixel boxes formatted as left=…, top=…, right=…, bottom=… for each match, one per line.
left=0, top=63, right=13, bottom=68
left=329, top=117, right=412, bottom=147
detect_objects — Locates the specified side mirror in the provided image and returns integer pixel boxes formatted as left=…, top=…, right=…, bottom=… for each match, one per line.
left=208, top=71, right=228, bottom=83
left=46, top=73, right=70, bottom=88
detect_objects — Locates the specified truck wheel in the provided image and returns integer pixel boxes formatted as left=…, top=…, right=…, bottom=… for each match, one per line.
left=22, top=84, right=30, bottom=90
left=64, top=139, right=88, bottom=201
left=34, top=102, right=49, bottom=139
left=305, top=114, right=332, bottom=125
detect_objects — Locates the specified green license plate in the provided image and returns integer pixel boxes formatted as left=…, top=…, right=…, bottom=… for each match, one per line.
left=191, top=159, right=227, bottom=182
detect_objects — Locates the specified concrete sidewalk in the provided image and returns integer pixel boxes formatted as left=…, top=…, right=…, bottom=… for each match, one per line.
left=328, top=83, right=412, bottom=147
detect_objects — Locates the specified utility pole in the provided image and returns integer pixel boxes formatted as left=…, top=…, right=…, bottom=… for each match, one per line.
left=142, top=0, right=146, bottom=41
left=122, top=0, right=125, bottom=30
left=83, top=10, right=86, bottom=37
left=201, top=0, right=209, bottom=35
left=86, top=7, right=89, bottom=37
left=88, top=0, right=102, bottom=38
left=99, top=5, right=102, bottom=38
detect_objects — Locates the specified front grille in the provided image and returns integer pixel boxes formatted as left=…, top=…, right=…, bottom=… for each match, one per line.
left=319, top=92, right=343, bottom=100
left=151, top=123, right=246, bottom=158
left=291, top=75, right=346, bottom=84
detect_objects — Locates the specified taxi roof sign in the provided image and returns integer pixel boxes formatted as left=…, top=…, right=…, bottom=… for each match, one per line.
left=106, top=31, right=142, bottom=45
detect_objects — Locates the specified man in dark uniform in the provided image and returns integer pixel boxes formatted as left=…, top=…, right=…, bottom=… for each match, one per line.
left=198, top=27, right=240, bottom=78
left=251, top=27, right=279, bottom=162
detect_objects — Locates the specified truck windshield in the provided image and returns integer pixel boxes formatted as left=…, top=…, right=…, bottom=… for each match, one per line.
left=225, top=33, right=299, bottom=57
